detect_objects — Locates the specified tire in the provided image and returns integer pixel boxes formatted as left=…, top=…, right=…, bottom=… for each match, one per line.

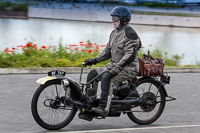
left=31, top=80, right=77, bottom=130
left=127, top=79, right=166, bottom=125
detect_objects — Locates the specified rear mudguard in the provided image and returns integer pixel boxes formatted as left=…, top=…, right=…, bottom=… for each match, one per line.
left=137, top=77, right=168, bottom=97
left=36, top=76, right=82, bottom=100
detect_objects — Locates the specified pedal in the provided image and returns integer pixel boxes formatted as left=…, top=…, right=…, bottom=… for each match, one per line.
left=78, top=112, right=93, bottom=121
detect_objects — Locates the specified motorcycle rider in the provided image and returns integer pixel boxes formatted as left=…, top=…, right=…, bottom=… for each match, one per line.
left=84, top=6, right=141, bottom=116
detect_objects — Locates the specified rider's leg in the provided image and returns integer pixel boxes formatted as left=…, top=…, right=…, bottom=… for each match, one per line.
left=86, top=70, right=99, bottom=97
left=87, top=69, right=99, bottom=85
left=100, top=71, right=111, bottom=106
left=79, top=70, right=99, bottom=120
left=92, top=71, right=111, bottom=115
left=104, top=71, right=138, bottom=114
left=105, top=81, right=120, bottom=113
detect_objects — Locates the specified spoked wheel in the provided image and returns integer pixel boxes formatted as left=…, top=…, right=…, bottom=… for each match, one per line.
left=127, top=79, right=166, bottom=125
left=31, top=80, right=77, bottom=130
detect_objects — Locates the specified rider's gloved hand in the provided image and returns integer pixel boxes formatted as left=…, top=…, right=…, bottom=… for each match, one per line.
left=110, top=67, right=121, bottom=78
left=84, top=58, right=97, bottom=66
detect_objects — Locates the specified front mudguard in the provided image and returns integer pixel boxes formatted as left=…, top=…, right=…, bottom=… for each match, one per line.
left=36, top=76, right=82, bottom=100
left=137, top=77, right=168, bottom=97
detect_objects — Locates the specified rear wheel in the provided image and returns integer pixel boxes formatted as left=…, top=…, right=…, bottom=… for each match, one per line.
left=127, top=79, right=166, bottom=125
left=31, top=80, right=77, bottom=130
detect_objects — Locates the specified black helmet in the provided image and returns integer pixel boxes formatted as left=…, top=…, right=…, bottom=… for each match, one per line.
left=111, top=6, right=131, bottom=25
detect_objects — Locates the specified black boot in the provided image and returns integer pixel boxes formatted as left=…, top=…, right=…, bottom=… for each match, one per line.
left=92, top=105, right=107, bottom=116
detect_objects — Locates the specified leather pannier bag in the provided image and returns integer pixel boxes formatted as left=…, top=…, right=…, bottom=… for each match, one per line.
left=139, top=54, right=164, bottom=77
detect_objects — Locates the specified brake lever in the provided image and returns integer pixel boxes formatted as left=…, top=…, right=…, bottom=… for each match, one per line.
left=82, top=62, right=92, bottom=68
left=82, top=62, right=86, bottom=67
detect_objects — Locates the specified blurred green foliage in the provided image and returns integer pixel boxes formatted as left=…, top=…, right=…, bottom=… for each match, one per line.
left=0, top=2, right=27, bottom=12
left=11, top=3, right=28, bottom=12
left=0, top=41, right=185, bottom=68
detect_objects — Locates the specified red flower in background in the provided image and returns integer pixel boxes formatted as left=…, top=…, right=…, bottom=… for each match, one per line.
left=149, top=44, right=152, bottom=47
left=4, top=48, right=9, bottom=52
left=26, top=43, right=32, bottom=47
left=80, top=44, right=86, bottom=46
left=88, top=43, right=93, bottom=48
left=95, top=45, right=99, bottom=51
left=41, top=46, right=46, bottom=49
left=81, top=49, right=87, bottom=52
left=88, top=50, right=93, bottom=53
left=4, top=48, right=13, bottom=53
left=88, top=43, right=93, bottom=46
left=33, top=44, right=37, bottom=49
left=69, top=44, right=78, bottom=47
left=2, top=42, right=106, bottom=54
left=22, top=46, right=27, bottom=49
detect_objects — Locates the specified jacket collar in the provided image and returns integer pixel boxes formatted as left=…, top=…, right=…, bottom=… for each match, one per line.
left=116, top=24, right=129, bottom=31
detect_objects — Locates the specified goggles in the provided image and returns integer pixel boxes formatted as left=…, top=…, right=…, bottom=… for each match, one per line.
left=112, top=16, right=120, bottom=22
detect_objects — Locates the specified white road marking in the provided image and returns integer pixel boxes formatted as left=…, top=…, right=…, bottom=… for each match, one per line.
left=53, top=124, right=200, bottom=133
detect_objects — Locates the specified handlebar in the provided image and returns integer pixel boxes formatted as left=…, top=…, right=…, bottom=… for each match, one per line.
left=79, top=62, right=92, bottom=85
left=79, top=62, right=108, bottom=86
left=79, top=62, right=86, bottom=85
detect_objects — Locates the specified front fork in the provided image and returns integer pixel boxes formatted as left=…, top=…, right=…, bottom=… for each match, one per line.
left=62, top=79, right=71, bottom=106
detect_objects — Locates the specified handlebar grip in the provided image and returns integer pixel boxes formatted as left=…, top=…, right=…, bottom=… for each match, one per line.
left=82, top=62, right=92, bottom=67
left=82, top=62, right=87, bottom=67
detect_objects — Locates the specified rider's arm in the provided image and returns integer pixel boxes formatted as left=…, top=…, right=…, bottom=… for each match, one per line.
left=115, top=27, right=141, bottom=70
left=94, top=46, right=111, bottom=63
left=94, top=30, right=115, bottom=63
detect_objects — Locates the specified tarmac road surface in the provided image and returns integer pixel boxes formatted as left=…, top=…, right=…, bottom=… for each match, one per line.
left=0, top=73, right=200, bottom=133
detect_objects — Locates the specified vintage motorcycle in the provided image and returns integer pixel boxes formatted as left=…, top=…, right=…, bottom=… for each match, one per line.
left=31, top=62, right=175, bottom=130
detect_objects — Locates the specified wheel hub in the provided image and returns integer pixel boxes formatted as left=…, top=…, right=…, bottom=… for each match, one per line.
left=50, top=100, right=60, bottom=109
left=44, top=97, right=61, bottom=109
left=140, top=92, right=157, bottom=112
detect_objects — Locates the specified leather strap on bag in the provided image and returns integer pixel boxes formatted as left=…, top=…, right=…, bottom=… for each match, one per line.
left=139, top=54, right=164, bottom=77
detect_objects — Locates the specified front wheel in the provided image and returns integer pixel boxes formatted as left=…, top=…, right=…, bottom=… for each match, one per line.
left=127, top=79, right=166, bottom=125
left=31, top=80, right=77, bottom=130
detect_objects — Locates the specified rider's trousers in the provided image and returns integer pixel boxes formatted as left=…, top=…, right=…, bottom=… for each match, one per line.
left=87, top=68, right=137, bottom=112
left=87, top=70, right=111, bottom=106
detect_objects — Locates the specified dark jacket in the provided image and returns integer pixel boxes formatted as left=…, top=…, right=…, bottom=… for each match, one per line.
left=95, top=25, right=141, bottom=77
